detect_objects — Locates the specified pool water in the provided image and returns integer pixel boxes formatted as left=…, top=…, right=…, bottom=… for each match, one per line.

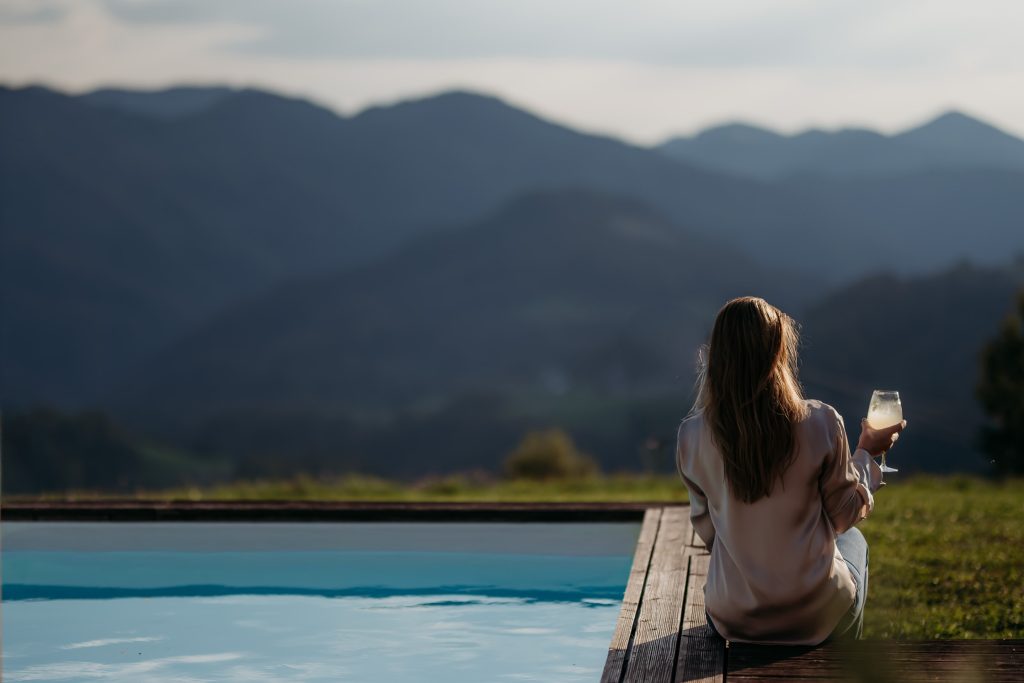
left=2, top=522, right=638, bottom=682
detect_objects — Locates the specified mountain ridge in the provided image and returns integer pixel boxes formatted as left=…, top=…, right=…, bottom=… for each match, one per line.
left=657, top=109, right=1024, bottom=179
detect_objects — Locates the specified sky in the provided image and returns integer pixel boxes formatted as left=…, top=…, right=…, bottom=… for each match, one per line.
left=1, top=0, right=1022, bottom=144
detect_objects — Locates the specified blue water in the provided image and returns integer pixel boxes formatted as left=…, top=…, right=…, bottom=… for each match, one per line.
left=2, top=522, right=638, bottom=682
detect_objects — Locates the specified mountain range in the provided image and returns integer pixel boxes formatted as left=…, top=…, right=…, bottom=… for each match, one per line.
left=0, top=84, right=795, bottom=406
left=1, top=83, right=1022, bottom=487
left=657, top=111, right=1024, bottom=180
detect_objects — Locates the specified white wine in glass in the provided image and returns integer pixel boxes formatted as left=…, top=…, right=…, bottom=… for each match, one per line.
left=867, top=390, right=902, bottom=473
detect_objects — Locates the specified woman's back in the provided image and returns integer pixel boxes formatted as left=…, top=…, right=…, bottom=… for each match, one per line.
left=676, top=399, right=877, bottom=645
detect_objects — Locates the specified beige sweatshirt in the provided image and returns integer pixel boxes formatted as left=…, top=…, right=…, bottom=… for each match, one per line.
left=675, top=399, right=884, bottom=645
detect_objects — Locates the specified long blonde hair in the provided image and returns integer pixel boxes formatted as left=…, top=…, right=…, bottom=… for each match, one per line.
left=690, top=297, right=809, bottom=503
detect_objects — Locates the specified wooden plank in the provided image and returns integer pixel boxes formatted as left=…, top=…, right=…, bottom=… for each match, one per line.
left=622, top=507, right=694, bottom=683
left=600, top=508, right=663, bottom=683
left=681, top=555, right=710, bottom=633
left=676, top=553, right=724, bottom=683
left=727, top=639, right=1024, bottom=683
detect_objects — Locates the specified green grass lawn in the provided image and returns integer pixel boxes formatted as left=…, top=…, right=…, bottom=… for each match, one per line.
left=15, top=474, right=1022, bottom=639
left=858, top=476, right=1024, bottom=639
left=142, top=472, right=690, bottom=503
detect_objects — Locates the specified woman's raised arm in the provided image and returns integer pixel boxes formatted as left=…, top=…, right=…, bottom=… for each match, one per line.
left=819, top=410, right=886, bottom=534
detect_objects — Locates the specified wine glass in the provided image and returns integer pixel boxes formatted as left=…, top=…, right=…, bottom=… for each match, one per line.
left=867, top=390, right=902, bottom=473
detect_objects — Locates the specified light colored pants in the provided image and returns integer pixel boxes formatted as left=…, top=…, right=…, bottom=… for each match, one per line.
left=829, top=526, right=869, bottom=640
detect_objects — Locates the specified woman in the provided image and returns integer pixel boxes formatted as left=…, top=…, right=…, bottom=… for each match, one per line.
left=676, top=296, right=905, bottom=645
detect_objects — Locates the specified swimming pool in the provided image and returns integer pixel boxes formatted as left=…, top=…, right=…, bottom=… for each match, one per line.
left=2, top=521, right=639, bottom=682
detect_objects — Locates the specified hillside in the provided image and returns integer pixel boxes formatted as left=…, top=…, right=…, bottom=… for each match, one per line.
left=0, top=86, right=352, bottom=405
left=799, top=261, right=1024, bottom=473
left=775, top=168, right=1024, bottom=280
left=4, top=257, right=1021, bottom=485
left=114, top=190, right=809, bottom=426
left=105, top=197, right=1023, bottom=478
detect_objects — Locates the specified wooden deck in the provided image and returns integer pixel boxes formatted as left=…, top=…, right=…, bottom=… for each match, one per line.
left=601, top=506, right=1023, bottom=683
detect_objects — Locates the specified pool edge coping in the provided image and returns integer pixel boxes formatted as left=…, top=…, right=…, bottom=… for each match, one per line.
left=1, top=501, right=685, bottom=522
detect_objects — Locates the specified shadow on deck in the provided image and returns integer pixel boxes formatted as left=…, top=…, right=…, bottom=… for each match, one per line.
left=601, top=506, right=1022, bottom=683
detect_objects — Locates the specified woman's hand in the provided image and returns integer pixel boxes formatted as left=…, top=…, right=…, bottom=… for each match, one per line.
left=856, top=418, right=907, bottom=457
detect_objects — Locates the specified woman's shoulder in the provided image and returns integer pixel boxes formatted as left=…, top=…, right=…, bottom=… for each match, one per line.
left=675, top=410, right=706, bottom=460
left=802, top=398, right=841, bottom=418
left=800, top=398, right=847, bottom=437
left=677, top=409, right=705, bottom=438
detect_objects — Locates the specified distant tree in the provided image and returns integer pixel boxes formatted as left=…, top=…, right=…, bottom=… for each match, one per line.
left=977, top=291, right=1024, bottom=476
left=503, top=428, right=599, bottom=481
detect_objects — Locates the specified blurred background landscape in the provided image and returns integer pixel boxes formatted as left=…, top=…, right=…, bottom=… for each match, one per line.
left=1, top=1, right=1023, bottom=496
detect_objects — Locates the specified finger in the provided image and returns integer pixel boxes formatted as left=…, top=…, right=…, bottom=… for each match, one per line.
left=883, top=421, right=906, bottom=436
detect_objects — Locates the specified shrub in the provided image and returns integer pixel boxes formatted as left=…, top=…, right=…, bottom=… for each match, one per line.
left=503, top=428, right=599, bottom=481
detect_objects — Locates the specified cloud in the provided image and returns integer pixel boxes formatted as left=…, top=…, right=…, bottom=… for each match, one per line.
left=0, top=1, right=66, bottom=24
left=0, top=1, right=264, bottom=80
left=82, top=0, right=1024, bottom=70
